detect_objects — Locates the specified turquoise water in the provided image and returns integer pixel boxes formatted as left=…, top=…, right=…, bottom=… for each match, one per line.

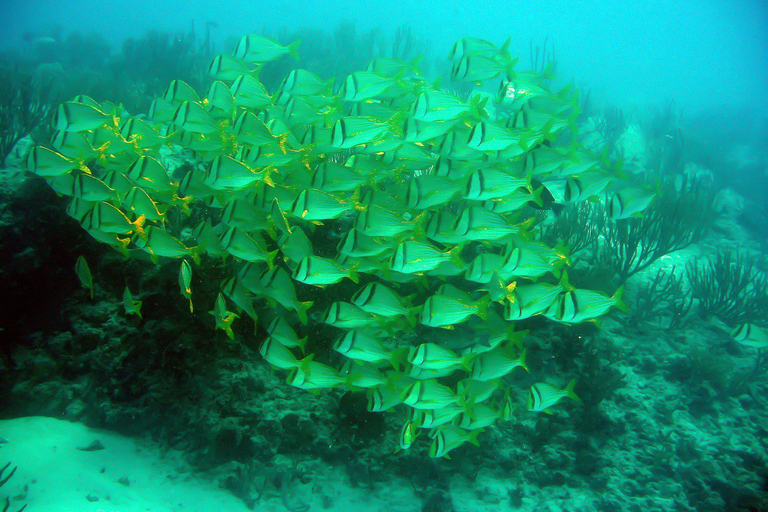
left=0, top=3, right=767, bottom=511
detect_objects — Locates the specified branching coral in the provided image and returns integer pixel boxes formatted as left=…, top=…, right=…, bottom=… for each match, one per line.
left=687, top=248, right=768, bottom=326
left=0, top=64, right=54, bottom=166
left=598, top=173, right=718, bottom=282
left=0, top=462, right=27, bottom=512
left=627, top=266, right=693, bottom=331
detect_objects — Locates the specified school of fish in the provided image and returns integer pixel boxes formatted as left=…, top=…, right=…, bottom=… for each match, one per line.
left=31, top=34, right=643, bottom=458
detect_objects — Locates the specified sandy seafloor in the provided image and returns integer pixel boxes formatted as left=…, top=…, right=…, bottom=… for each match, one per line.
left=2, top=124, right=768, bottom=512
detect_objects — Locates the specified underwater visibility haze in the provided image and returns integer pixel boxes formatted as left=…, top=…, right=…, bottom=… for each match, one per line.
left=0, top=1, right=767, bottom=511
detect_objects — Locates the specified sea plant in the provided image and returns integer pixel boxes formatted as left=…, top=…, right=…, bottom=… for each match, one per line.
left=627, top=266, right=693, bottom=331
left=27, top=34, right=649, bottom=457
left=597, top=173, right=717, bottom=282
left=687, top=248, right=768, bottom=326
left=0, top=64, right=54, bottom=166
left=0, top=462, right=27, bottom=512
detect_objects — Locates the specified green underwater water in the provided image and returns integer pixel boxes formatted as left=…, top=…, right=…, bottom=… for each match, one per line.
left=1, top=25, right=767, bottom=512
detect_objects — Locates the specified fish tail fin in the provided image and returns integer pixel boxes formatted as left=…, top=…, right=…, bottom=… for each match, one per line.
left=390, top=347, right=410, bottom=372
left=287, top=40, right=301, bottom=61
left=515, top=348, right=529, bottom=373
left=467, top=428, right=484, bottom=448
left=565, top=378, right=581, bottom=402
left=469, top=95, right=489, bottom=120
left=448, top=244, right=465, bottom=269
left=406, top=306, right=421, bottom=328
left=529, top=185, right=545, bottom=208
left=613, top=285, right=628, bottom=312
left=298, top=336, right=308, bottom=355
left=461, top=353, right=476, bottom=373
left=297, top=301, right=313, bottom=325
left=298, top=353, right=315, bottom=374
left=475, top=294, right=491, bottom=320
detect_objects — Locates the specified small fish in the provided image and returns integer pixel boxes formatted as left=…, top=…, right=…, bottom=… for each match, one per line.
left=75, top=255, right=93, bottom=299
left=267, top=316, right=308, bottom=353
left=403, top=118, right=460, bottom=143
left=455, top=379, right=499, bottom=404
left=134, top=226, right=199, bottom=264
left=287, top=361, right=352, bottom=391
left=454, top=206, right=530, bottom=242
left=26, top=146, right=81, bottom=177
left=192, top=221, right=227, bottom=259
left=351, top=282, right=416, bottom=321
left=259, top=336, right=305, bottom=370
left=260, top=266, right=313, bottom=324
left=463, top=167, right=531, bottom=201
left=397, top=420, right=420, bottom=451
left=355, top=205, right=426, bottom=238
left=501, top=246, right=561, bottom=280
left=331, top=116, right=391, bottom=149
left=53, top=101, right=115, bottom=132
left=451, top=53, right=517, bottom=84
left=408, top=343, right=474, bottom=372
left=290, top=188, right=360, bottom=221
left=420, top=293, right=490, bottom=328
left=563, top=171, right=614, bottom=203
left=312, top=162, right=369, bottom=193
left=545, top=286, right=627, bottom=324
left=231, top=74, right=273, bottom=109
left=209, top=293, right=239, bottom=340
left=66, top=174, right=117, bottom=202
left=221, top=198, right=271, bottom=233
left=120, top=117, right=169, bottom=150
left=126, top=156, right=176, bottom=194
left=123, top=187, right=165, bottom=223
left=367, top=383, right=405, bottom=412
left=411, top=404, right=466, bottom=429
left=233, top=111, right=279, bottom=147
left=402, top=379, right=462, bottom=410
left=234, top=34, right=300, bottom=63
left=504, top=278, right=569, bottom=320
left=122, top=287, right=142, bottom=318
left=173, top=101, right=221, bottom=134
left=208, top=53, right=256, bottom=81
left=222, top=277, right=258, bottom=324
left=731, top=324, right=768, bottom=349
left=292, top=255, right=359, bottom=286
left=164, top=80, right=202, bottom=104
left=428, top=425, right=483, bottom=458
left=466, top=121, right=522, bottom=152
left=343, top=71, right=403, bottom=102
left=390, top=240, right=464, bottom=275
left=51, top=130, right=105, bottom=160
left=220, top=226, right=277, bottom=265
left=279, top=227, right=313, bottom=265
left=527, top=379, right=581, bottom=413
left=406, top=175, right=462, bottom=210
left=470, top=343, right=528, bottom=382
left=205, top=155, right=270, bottom=191
left=448, top=36, right=511, bottom=62
left=81, top=202, right=145, bottom=237
left=607, top=187, right=657, bottom=219
left=333, top=330, right=408, bottom=369
left=338, top=228, right=393, bottom=259
left=323, top=302, right=381, bottom=330
left=281, top=68, right=333, bottom=97
left=179, top=259, right=193, bottom=312
left=412, top=90, right=486, bottom=123
left=207, top=81, right=237, bottom=118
